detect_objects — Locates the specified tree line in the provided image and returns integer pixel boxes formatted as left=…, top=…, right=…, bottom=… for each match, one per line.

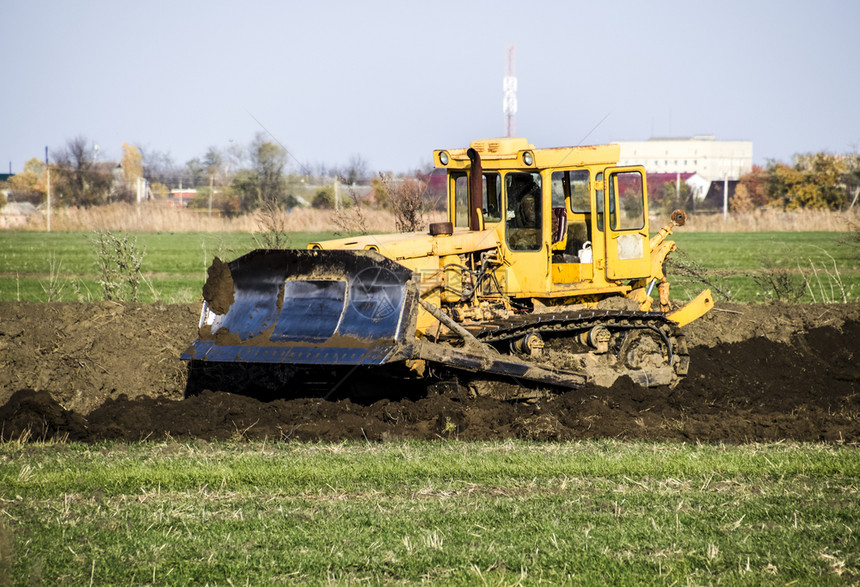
left=3, top=135, right=858, bottom=215
left=1, top=133, right=442, bottom=218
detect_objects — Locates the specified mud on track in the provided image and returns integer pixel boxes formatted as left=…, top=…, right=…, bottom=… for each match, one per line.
left=1, top=301, right=858, bottom=443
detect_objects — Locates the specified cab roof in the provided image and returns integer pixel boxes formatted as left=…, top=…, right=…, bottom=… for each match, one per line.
left=434, top=138, right=620, bottom=170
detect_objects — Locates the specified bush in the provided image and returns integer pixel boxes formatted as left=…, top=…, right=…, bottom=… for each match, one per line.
left=373, top=173, right=427, bottom=232
left=91, top=231, right=146, bottom=301
left=312, top=187, right=335, bottom=209
left=253, top=200, right=292, bottom=249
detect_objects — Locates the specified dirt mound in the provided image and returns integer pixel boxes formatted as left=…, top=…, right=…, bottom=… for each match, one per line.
left=682, top=301, right=860, bottom=346
left=0, top=302, right=198, bottom=413
left=1, top=302, right=858, bottom=443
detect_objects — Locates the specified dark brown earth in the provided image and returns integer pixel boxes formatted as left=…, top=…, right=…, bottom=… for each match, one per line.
left=202, top=257, right=234, bottom=315
left=0, top=301, right=858, bottom=443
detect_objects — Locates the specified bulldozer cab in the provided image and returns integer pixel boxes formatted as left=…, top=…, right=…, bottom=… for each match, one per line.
left=439, top=139, right=651, bottom=295
left=552, top=165, right=651, bottom=284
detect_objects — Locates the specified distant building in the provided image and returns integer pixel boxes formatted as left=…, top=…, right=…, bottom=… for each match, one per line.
left=615, top=136, right=753, bottom=182
left=166, top=189, right=197, bottom=208
left=614, top=136, right=753, bottom=208
left=1, top=201, right=37, bottom=228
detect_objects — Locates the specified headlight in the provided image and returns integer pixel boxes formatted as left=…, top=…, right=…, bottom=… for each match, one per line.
left=439, top=151, right=449, bottom=165
left=523, top=152, right=534, bottom=166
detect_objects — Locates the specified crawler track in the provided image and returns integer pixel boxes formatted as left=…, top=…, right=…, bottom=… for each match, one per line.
left=446, top=310, right=689, bottom=394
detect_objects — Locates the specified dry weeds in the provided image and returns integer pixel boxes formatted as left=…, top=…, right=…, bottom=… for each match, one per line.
left=20, top=202, right=445, bottom=233
left=13, top=202, right=857, bottom=234
left=684, top=208, right=859, bottom=232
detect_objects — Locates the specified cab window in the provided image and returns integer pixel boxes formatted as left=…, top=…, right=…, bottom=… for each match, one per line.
left=550, top=170, right=590, bottom=213
left=505, top=172, right=542, bottom=251
left=483, top=172, right=502, bottom=223
left=453, top=172, right=501, bottom=227
left=595, top=172, right=604, bottom=231
left=609, top=171, right=645, bottom=231
left=453, top=173, right=469, bottom=228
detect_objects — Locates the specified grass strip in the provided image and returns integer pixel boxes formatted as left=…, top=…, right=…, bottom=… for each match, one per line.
left=1, top=440, right=857, bottom=584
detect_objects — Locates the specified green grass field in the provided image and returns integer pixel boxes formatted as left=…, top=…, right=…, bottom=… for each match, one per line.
left=669, top=232, right=858, bottom=303
left=0, top=231, right=338, bottom=303
left=0, top=230, right=856, bottom=303
left=1, top=440, right=857, bottom=585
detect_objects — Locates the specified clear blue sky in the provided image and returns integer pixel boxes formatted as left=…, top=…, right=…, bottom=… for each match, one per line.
left=3, top=0, right=858, bottom=174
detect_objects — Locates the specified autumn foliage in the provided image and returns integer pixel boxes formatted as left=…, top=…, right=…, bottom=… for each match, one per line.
left=733, top=154, right=860, bottom=211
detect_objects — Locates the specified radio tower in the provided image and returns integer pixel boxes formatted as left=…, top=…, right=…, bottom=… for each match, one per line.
left=503, top=44, right=517, bottom=137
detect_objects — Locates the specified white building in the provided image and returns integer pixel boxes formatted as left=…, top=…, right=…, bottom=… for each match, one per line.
left=614, top=136, right=753, bottom=183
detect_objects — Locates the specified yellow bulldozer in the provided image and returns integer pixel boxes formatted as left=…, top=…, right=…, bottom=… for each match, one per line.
left=182, top=137, right=713, bottom=398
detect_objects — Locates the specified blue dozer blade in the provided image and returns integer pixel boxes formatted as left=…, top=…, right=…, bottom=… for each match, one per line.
left=182, top=249, right=418, bottom=366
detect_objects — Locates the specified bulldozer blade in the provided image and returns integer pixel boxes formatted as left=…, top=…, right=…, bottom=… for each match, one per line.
left=181, top=249, right=419, bottom=366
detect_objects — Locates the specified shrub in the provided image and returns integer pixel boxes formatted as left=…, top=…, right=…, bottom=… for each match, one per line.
left=91, top=230, right=146, bottom=301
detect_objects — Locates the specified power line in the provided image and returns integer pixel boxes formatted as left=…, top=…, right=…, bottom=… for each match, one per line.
left=244, top=109, right=313, bottom=176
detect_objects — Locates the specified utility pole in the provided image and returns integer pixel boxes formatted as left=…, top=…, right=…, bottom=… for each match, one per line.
left=334, top=176, right=340, bottom=211
left=45, top=146, right=51, bottom=232
left=503, top=44, right=517, bottom=137
left=209, top=175, right=214, bottom=216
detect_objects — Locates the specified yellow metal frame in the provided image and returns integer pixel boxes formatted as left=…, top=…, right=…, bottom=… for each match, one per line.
left=307, top=137, right=712, bottom=332
left=668, top=289, right=714, bottom=327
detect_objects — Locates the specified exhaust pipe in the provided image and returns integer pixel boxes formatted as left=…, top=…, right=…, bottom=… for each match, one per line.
left=467, top=148, right=483, bottom=231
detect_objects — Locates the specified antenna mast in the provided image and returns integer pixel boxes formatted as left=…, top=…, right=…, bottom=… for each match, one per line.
left=503, top=44, right=517, bottom=137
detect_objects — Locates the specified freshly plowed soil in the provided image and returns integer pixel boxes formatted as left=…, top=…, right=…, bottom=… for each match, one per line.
left=1, top=301, right=858, bottom=443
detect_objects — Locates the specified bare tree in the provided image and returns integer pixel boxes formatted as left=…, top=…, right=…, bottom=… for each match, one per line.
left=375, top=173, right=427, bottom=232
left=343, top=154, right=369, bottom=185
left=52, top=136, right=112, bottom=206
left=254, top=199, right=292, bottom=249
left=140, top=147, right=180, bottom=188
left=331, top=186, right=369, bottom=235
